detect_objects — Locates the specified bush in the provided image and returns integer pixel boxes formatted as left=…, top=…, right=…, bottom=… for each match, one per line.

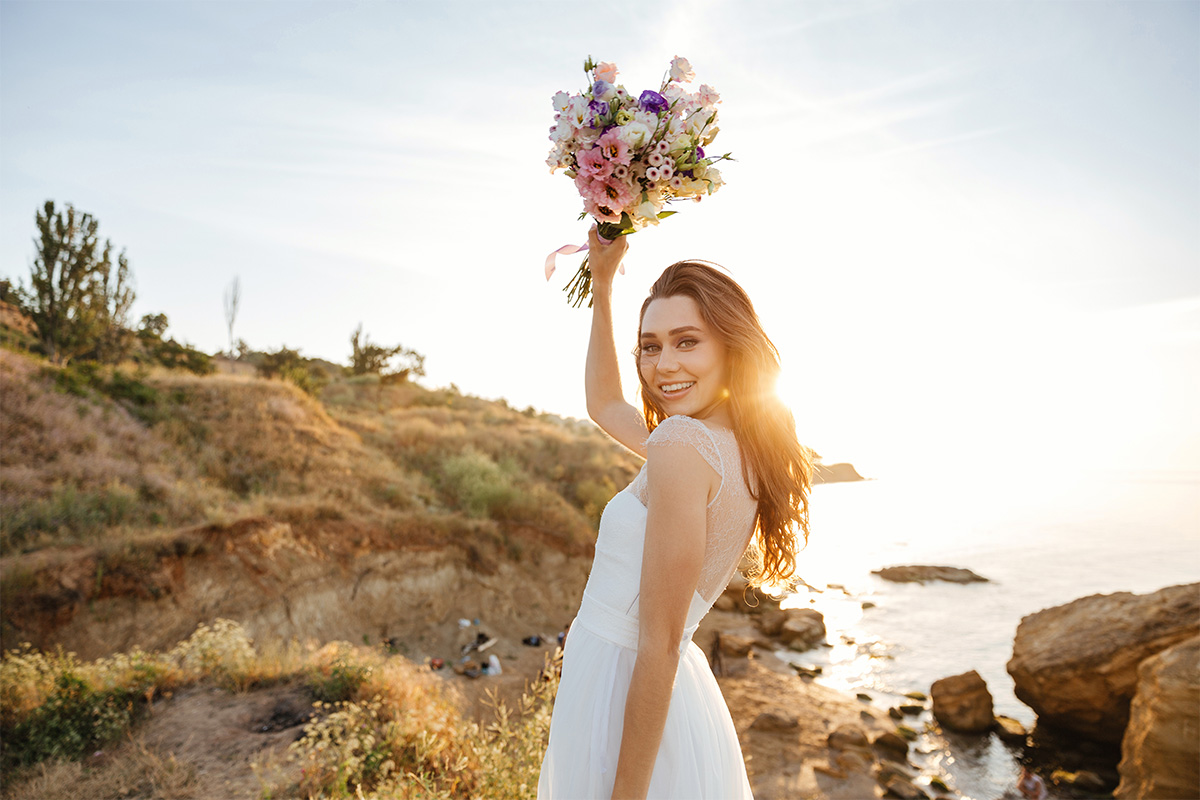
left=2, top=671, right=136, bottom=768
left=1, top=481, right=139, bottom=554
left=439, top=450, right=520, bottom=519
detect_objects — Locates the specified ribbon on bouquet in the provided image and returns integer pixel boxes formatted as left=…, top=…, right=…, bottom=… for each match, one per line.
left=544, top=231, right=623, bottom=281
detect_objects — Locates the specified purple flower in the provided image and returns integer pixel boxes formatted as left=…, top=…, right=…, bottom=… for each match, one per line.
left=639, top=90, right=668, bottom=114
left=695, top=146, right=705, bottom=160
left=588, top=98, right=609, bottom=119
left=592, top=80, right=613, bottom=97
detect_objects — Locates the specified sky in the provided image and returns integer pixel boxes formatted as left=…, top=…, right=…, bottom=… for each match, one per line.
left=2, top=0, right=1198, bottom=479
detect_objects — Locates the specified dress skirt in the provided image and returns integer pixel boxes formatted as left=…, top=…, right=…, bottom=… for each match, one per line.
left=536, top=592, right=754, bottom=799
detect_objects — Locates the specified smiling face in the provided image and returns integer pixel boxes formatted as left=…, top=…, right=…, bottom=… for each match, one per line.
left=638, top=294, right=732, bottom=427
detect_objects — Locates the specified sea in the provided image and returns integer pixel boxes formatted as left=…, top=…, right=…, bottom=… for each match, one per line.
left=779, top=468, right=1200, bottom=799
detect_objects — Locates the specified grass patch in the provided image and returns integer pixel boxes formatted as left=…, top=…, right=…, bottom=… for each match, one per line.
left=1, top=622, right=561, bottom=799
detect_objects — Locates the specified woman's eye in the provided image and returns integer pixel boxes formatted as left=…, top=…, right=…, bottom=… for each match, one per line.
left=678, top=338, right=698, bottom=348
left=641, top=344, right=660, bottom=355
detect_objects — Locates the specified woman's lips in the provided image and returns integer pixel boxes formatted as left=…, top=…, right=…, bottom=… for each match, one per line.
left=660, top=381, right=695, bottom=400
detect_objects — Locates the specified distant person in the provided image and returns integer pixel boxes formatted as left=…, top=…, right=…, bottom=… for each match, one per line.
left=537, top=228, right=814, bottom=799
left=1018, top=766, right=1048, bottom=800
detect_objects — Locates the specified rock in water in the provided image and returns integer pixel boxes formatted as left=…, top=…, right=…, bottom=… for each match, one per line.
left=871, top=565, right=988, bottom=583
left=1007, top=582, right=1199, bottom=744
left=1115, top=635, right=1200, bottom=799
left=930, top=670, right=995, bottom=733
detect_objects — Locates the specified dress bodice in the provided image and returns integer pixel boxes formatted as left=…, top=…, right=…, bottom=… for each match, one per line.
left=578, top=415, right=758, bottom=649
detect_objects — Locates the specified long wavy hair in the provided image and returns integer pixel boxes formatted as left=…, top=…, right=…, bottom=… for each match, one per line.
left=636, top=261, right=813, bottom=590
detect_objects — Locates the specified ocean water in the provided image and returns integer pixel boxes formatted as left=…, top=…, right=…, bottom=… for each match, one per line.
left=778, top=469, right=1200, bottom=799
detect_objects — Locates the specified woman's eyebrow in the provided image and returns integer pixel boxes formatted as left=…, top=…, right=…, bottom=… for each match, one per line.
left=640, top=325, right=702, bottom=341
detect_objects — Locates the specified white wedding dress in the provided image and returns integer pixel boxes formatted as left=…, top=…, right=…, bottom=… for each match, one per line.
left=537, top=414, right=757, bottom=799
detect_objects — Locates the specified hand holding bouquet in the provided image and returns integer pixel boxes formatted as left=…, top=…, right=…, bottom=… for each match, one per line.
left=545, top=55, right=731, bottom=307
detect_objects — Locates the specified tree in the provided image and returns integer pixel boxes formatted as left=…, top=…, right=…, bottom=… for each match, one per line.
left=223, top=276, right=240, bottom=356
left=23, top=200, right=137, bottom=365
left=348, top=322, right=426, bottom=381
left=89, top=246, right=136, bottom=363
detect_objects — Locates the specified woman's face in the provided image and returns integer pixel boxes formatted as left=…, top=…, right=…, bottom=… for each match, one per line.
left=638, top=294, right=730, bottom=423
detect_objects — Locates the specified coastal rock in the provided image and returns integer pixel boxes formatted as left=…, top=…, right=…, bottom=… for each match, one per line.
left=1007, top=582, right=1200, bottom=744
left=872, top=730, right=911, bottom=762
left=813, top=462, right=866, bottom=484
left=827, top=723, right=870, bottom=751
left=1115, top=635, right=1200, bottom=799
left=750, top=711, right=799, bottom=733
left=871, top=565, right=988, bottom=584
left=993, top=714, right=1028, bottom=743
left=881, top=774, right=928, bottom=799
left=779, top=609, right=827, bottom=651
left=718, top=633, right=756, bottom=658
left=930, top=670, right=994, bottom=733
left=721, top=574, right=782, bottom=615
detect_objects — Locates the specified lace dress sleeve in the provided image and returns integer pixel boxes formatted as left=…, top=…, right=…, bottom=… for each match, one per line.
left=645, top=415, right=723, bottom=484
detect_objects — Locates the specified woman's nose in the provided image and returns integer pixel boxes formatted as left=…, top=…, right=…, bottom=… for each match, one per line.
left=657, top=347, right=680, bottom=373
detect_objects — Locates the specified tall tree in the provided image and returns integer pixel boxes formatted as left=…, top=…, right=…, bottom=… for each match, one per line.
left=25, top=200, right=136, bottom=365
left=223, top=276, right=240, bottom=356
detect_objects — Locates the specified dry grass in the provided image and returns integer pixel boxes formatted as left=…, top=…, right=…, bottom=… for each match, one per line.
left=1, top=621, right=559, bottom=800
left=2, top=740, right=199, bottom=800
left=1, top=346, right=639, bottom=561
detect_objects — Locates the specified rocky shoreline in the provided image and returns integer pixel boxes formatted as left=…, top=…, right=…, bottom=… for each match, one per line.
left=695, top=567, right=1200, bottom=799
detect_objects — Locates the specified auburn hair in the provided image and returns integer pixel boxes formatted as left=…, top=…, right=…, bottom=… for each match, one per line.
left=635, top=260, right=813, bottom=590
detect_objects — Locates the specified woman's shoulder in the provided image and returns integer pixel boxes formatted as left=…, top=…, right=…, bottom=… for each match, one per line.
left=645, top=415, right=728, bottom=472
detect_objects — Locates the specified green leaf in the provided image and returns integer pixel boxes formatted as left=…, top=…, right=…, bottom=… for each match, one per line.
left=657, top=211, right=678, bottom=219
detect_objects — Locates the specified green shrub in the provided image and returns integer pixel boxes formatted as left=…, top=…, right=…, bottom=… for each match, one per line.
left=439, top=450, right=519, bottom=519
left=2, top=671, right=136, bottom=768
left=309, top=656, right=371, bottom=704
left=1, top=481, right=138, bottom=554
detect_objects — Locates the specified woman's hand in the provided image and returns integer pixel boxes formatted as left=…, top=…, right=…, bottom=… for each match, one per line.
left=587, top=225, right=629, bottom=287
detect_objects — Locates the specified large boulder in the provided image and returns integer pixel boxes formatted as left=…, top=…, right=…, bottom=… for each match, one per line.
left=1007, top=582, right=1199, bottom=743
left=1115, top=636, right=1200, bottom=799
left=930, top=670, right=995, bottom=733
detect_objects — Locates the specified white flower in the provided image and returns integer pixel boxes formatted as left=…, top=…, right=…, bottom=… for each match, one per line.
left=655, top=140, right=670, bottom=155
left=552, top=91, right=572, bottom=113
left=635, top=198, right=664, bottom=224
left=616, top=121, right=653, bottom=150
left=669, top=56, right=695, bottom=83
left=645, top=166, right=662, bottom=182
left=647, top=151, right=665, bottom=167
left=659, top=163, right=674, bottom=181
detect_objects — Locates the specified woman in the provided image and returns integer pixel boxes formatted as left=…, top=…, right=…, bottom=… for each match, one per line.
left=537, top=228, right=813, bottom=800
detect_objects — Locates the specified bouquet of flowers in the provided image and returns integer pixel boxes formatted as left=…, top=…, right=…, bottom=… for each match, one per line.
left=545, top=55, right=731, bottom=307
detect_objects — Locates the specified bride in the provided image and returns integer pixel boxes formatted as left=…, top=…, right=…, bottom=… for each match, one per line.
left=537, top=228, right=813, bottom=800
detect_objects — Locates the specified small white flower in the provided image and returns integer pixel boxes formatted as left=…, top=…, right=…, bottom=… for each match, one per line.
left=647, top=151, right=665, bottom=167
left=645, top=166, right=662, bottom=182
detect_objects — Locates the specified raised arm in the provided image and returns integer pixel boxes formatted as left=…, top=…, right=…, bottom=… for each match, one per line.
left=585, top=227, right=649, bottom=457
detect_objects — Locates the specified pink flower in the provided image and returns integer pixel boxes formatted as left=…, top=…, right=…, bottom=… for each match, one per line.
left=669, top=56, right=695, bottom=83
left=594, top=62, right=619, bottom=83
left=584, top=197, right=623, bottom=224
left=576, top=146, right=613, bottom=179
left=596, top=129, right=632, bottom=166
left=697, top=84, right=720, bottom=106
